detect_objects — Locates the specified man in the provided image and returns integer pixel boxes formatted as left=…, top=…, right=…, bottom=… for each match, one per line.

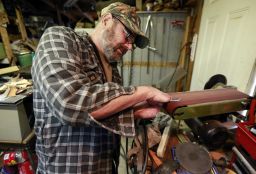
left=32, top=2, right=170, bottom=174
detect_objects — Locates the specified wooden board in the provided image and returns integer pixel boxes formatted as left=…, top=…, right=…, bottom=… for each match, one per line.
left=0, top=66, right=19, bottom=75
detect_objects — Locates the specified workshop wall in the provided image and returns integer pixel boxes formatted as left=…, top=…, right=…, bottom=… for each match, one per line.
left=122, top=11, right=187, bottom=89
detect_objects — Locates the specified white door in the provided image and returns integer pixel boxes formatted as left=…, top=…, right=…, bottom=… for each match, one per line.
left=190, top=0, right=256, bottom=93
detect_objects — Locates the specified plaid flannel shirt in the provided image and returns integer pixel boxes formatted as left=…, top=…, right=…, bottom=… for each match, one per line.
left=32, top=26, right=136, bottom=174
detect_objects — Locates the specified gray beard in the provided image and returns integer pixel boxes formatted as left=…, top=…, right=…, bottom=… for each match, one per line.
left=103, top=45, right=115, bottom=63
left=101, top=26, right=121, bottom=63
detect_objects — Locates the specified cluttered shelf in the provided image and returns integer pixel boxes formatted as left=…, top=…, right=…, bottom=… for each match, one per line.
left=0, top=75, right=33, bottom=142
left=0, top=129, right=36, bottom=173
left=0, top=77, right=36, bottom=173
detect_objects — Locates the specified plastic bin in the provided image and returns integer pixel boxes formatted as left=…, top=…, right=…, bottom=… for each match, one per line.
left=17, top=52, right=33, bottom=67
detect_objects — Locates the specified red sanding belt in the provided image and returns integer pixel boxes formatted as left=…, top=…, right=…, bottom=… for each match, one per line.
left=164, top=88, right=249, bottom=114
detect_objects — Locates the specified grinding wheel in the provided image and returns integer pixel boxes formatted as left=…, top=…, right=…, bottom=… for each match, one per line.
left=176, top=142, right=212, bottom=174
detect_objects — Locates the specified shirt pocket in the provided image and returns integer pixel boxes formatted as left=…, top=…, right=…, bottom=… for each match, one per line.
left=85, top=70, right=103, bottom=85
left=81, top=49, right=105, bottom=84
left=82, top=62, right=103, bottom=85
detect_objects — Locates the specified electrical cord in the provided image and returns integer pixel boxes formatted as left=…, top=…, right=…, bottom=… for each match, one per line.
left=127, top=124, right=148, bottom=174
left=126, top=137, right=129, bottom=174
left=141, top=123, right=148, bottom=174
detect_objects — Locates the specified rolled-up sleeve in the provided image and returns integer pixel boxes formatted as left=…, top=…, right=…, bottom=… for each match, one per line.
left=32, top=26, right=136, bottom=136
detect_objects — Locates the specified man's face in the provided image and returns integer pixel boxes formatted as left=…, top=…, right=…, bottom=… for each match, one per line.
left=101, top=18, right=135, bottom=62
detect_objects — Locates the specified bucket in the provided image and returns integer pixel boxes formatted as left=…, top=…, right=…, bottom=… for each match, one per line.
left=17, top=52, right=33, bottom=67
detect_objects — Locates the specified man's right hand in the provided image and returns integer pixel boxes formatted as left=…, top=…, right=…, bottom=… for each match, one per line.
left=136, top=86, right=170, bottom=103
left=91, top=86, right=170, bottom=120
left=133, top=101, right=160, bottom=119
left=133, top=86, right=170, bottom=119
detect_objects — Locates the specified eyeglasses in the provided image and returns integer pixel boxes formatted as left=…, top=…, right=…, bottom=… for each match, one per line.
left=113, top=16, right=136, bottom=49
left=122, top=27, right=137, bottom=49
left=122, top=26, right=135, bottom=43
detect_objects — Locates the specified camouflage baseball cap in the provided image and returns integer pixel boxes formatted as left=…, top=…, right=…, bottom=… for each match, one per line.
left=101, top=2, right=149, bottom=49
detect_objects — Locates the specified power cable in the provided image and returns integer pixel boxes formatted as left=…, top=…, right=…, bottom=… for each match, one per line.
left=141, top=123, right=148, bottom=174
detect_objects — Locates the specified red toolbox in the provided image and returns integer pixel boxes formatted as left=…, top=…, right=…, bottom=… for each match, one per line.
left=236, top=98, right=256, bottom=160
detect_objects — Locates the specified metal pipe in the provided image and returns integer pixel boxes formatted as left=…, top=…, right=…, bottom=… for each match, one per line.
left=232, top=146, right=256, bottom=174
left=246, top=58, right=256, bottom=97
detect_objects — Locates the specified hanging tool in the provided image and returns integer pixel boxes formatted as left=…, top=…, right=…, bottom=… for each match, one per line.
left=144, top=15, right=158, bottom=73
left=147, top=46, right=158, bottom=52
left=144, top=15, right=152, bottom=74
left=144, top=15, right=152, bottom=34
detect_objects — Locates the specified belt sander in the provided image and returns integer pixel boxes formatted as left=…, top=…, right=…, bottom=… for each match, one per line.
left=162, top=88, right=256, bottom=161
left=164, top=88, right=250, bottom=120
left=157, top=88, right=251, bottom=158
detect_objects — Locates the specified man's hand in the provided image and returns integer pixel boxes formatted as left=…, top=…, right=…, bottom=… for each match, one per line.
left=133, top=87, right=170, bottom=119
left=137, top=86, right=171, bottom=103
left=91, top=86, right=170, bottom=120
left=133, top=101, right=160, bottom=119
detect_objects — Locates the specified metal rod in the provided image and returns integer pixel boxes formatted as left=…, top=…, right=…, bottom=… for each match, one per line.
left=232, top=146, right=256, bottom=174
